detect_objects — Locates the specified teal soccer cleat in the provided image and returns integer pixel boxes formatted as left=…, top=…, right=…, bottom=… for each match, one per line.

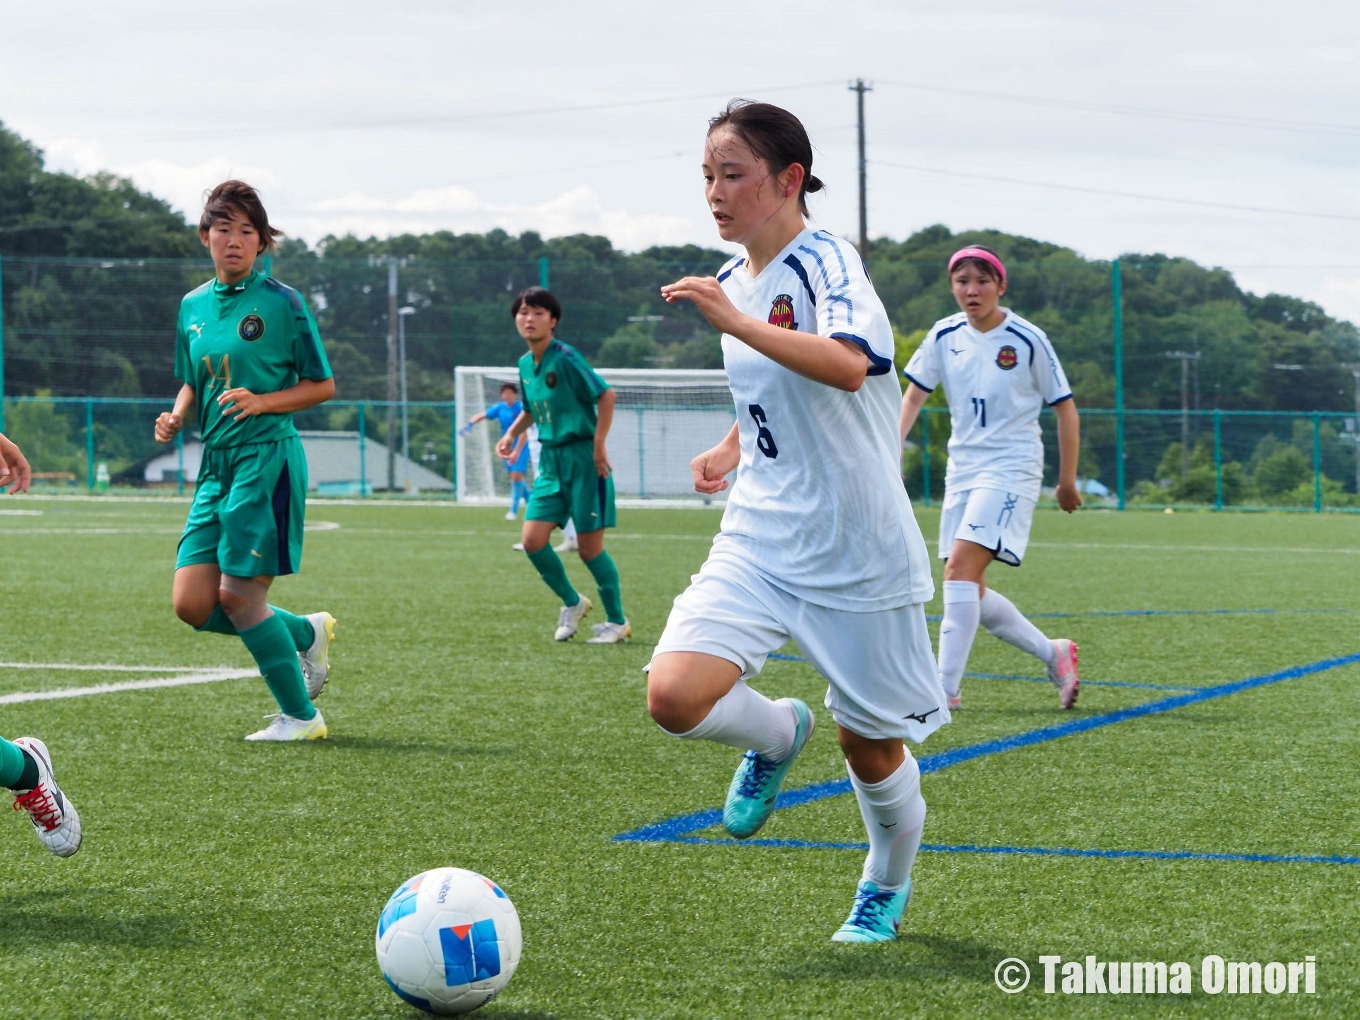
left=831, top=879, right=912, bottom=943
left=722, top=698, right=814, bottom=839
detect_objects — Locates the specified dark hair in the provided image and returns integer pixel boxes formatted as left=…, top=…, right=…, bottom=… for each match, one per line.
left=500, top=382, right=519, bottom=395
left=950, top=244, right=1004, bottom=284
left=510, top=286, right=562, bottom=323
left=708, top=100, right=824, bottom=216
left=199, top=180, right=283, bottom=252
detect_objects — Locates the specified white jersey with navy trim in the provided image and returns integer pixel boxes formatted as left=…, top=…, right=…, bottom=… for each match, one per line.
left=903, top=308, right=1072, bottom=502
left=711, top=228, right=933, bottom=611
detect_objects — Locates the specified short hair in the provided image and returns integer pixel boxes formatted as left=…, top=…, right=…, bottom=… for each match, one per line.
left=199, top=180, right=283, bottom=252
left=500, top=382, right=519, bottom=395
left=510, top=286, right=562, bottom=323
left=707, top=100, right=825, bottom=216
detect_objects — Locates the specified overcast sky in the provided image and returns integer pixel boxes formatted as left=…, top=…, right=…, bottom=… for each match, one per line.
left=5, top=1, right=1358, bottom=323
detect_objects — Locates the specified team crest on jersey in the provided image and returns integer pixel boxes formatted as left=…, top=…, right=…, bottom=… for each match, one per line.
left=996, top=345, right=1018, bottom=370
left=545, top=371, right=558, bottom=388
left=767, top=293, right=796, bottom=330
left=238, top=314, right=265, bottom=342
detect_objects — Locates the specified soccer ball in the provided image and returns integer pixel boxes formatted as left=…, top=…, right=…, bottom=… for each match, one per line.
left=375, top=868, right=522, bottom=1015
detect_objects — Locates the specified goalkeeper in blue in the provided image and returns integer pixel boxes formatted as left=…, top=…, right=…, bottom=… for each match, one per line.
left=463, top=382, right=530, bottom=519
left=647, top=101, right=948, bottom=942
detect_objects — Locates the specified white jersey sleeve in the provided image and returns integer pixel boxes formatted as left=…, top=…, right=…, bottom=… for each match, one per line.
left=798, top=231, right=894, bottom=373
left=1017, top=321, right=1073, bottom=406
left=903, top=315, right=963, bottom=393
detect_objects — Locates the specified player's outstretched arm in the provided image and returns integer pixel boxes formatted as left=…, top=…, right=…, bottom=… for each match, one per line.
left=661, top=276, right=869, bottom=391
left=692, top=421, right=741, bottom=494
left=1053, top=399, right=1082, bottom=513
left=154, top=384, right=197, bottom=444
left=0, top=431, right=33, bottom=493
left=900, top=383, right=930, bottom=444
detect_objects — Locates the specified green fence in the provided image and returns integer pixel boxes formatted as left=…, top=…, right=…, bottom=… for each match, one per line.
left=902, top=407, right=1360, bottom=512
left=4, top=395, right=1358, bottom=511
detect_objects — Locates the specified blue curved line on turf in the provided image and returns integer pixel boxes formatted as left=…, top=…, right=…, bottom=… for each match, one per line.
left=917, top=607, right=1355, bottom=623
left=767, top=655, right=1200, bottom=691
left=636, top=836, right=1360, bottom=866
left=615, top=651, right=1360, bottom=862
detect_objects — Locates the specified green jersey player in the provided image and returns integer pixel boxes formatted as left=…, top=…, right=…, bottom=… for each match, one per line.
left=496, top=287, right=629, bottom=643
left=155, top=180, right=338, bottom=741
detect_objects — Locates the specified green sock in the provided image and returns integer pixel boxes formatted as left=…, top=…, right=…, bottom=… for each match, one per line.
left=583, top=550, right=625, bottom=624
left=195, top=605, right=237, bottom=635
left=237, top=615, right=316, bottom=720
left=526, top=545, right=580, bottom=607
left=0, top=737, right=36, bottom=790
left=272, top=607, right=315, bottom=651
left=197, top=604, right=312, bottom=650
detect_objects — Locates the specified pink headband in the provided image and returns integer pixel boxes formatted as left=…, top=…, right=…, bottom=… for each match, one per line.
left=948, top=247, right=1006, bottom=284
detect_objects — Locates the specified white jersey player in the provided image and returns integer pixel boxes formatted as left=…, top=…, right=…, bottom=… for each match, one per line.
left=901, top=245, right=1083, bottom=710
left=648, top=100, right=946, bottom=944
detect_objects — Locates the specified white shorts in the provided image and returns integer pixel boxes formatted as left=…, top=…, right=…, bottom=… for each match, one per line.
left=939, top=487, right=1036, bottom=566
left=649, top=552, right=949, bottom=742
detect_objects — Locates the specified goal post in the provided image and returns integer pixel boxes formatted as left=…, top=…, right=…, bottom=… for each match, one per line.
left=455, top=366, right=735, bottom=506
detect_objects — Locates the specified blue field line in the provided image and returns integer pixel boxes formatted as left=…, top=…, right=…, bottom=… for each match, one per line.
left=768, top=655, right=1201, bottom=692
left=628, top=836, right=1360, bottom=866
left=615, top=651, right=1360, bottom=859
left=919, top=607, right=1354, bottom=623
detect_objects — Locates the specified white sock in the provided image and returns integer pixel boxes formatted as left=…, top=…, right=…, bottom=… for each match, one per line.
left=938, top=580, right=981, bottom=698
left=673, top=680, right=796, bottom=759
left=979, top=589, right=1055, bottom=665
left=850, top=753, right=926, bottom=890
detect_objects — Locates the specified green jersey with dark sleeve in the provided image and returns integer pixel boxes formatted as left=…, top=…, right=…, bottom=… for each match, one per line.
left=517, top=340, right=610, bottom=448
left=174, top=271, right=332, bottom=449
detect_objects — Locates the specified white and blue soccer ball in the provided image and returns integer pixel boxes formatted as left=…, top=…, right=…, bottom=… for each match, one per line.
left=375, top=867, right=522, bottom=1015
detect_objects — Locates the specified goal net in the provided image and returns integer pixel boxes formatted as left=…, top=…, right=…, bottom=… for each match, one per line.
left=455, top=366, right=735, bottom=506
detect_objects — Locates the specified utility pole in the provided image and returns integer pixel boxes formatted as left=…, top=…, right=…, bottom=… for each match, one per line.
left=1166, top=351, right=1201, bottom=478
left=1344, top=363, right=1360, bottom=496
left=849, top=78, right=872, bottom=263
left=386, top=260, right=399, bottom=493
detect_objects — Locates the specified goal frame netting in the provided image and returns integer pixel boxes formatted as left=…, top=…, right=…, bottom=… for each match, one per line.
left=455, top=366, right=735, bottom=507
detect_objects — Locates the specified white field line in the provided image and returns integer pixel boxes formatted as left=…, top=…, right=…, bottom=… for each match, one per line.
left=0, top=509, right=42, bottom=516
left=1028, top=541, right=1359, bottom=556
left=0, top=668, right=257, bottom=705
left=0, top=662, right=229, bottom=672
left=1, top=520, right=342, bottom=536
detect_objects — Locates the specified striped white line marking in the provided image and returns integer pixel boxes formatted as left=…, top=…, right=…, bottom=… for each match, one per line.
left=0, top=662, right=233, bottom=673
left=0, top=668, right=257, bottom=705
left=0, top=509, right=42, bottom=516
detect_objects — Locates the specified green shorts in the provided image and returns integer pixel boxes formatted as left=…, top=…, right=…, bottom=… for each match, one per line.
left=176, top=436, right=308, bottom=578
left=526, top=439, right=616, bottom=531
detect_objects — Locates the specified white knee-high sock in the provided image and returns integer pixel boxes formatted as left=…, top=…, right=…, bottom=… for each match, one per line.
left=850, top=752, right=926, bottom=890
left=673, top=680, right=796, bottom=760
left=938, top=580, right=981, bottom=698
left=979, top=588, right=1056, bottom=665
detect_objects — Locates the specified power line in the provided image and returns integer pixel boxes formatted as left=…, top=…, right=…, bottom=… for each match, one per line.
left=117, top=81, right=848, bottom=142
left=872, top=159, right=1360, bottom=222
left=875, top=79, right=1360, bottom=138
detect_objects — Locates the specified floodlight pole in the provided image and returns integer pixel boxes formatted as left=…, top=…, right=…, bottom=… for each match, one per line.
left=398, top=306, right=417, bottom=488
left=1166, top=351, right=1201, bottom=478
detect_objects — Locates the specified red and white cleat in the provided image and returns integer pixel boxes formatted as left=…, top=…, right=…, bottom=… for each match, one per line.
left=11, top=737, right=82, bottom=858
left=1047, top=639, right=1080, bottom=709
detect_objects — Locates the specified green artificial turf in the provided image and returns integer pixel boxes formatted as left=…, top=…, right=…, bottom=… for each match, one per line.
left=0, top=499, right=1355, bottom=1018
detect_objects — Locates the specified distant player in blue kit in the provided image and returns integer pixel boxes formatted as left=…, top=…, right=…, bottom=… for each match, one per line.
left=648, top=101, right=947, bottom=942
left=900, top=245, right=1082, bottom=710
left=464, top=382, right=530, bottom=519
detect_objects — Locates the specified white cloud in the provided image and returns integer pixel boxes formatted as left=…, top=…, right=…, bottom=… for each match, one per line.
left=290, top=184, right=698, bottom=251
